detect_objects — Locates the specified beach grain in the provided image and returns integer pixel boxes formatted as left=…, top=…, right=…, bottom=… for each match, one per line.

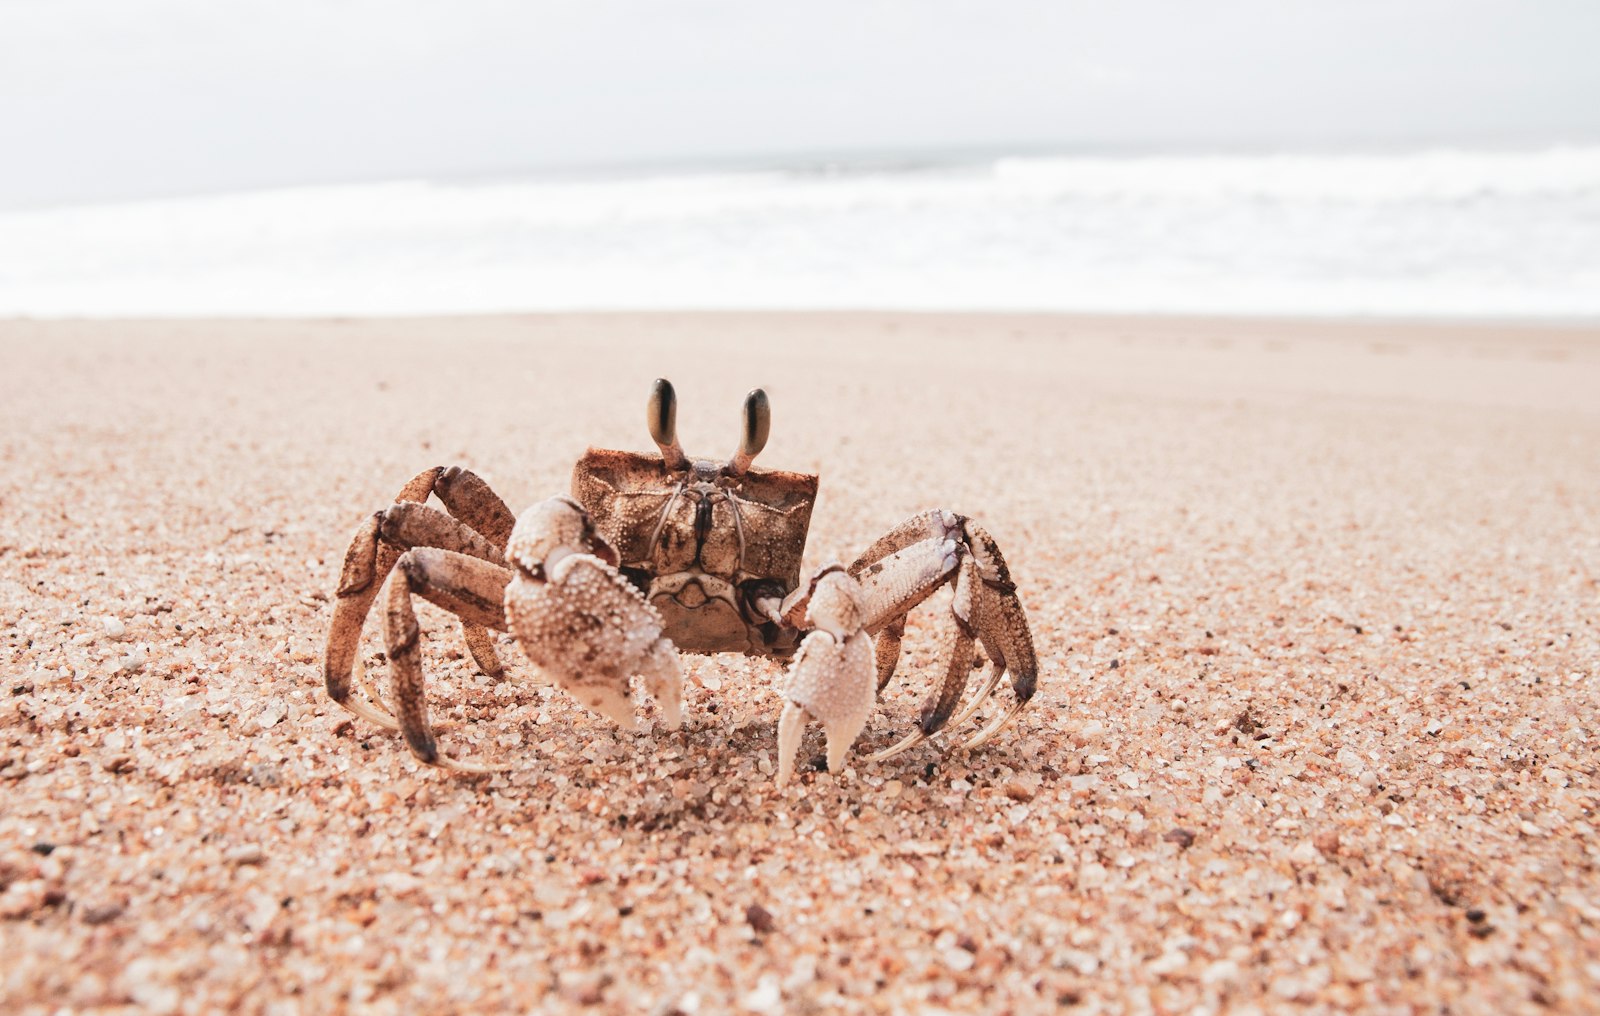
left=2, top=313, right=1598, bottom=1013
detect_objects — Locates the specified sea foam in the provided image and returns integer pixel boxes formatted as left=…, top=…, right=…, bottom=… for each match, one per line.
left=1, top=147, right=1596, bottom=318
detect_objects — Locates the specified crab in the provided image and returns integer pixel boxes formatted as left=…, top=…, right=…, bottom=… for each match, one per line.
left=322, top=379, right=1038, bottom=785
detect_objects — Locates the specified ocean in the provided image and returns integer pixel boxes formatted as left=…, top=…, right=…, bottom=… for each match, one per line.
left=2, top=146, right=1597, bottom=319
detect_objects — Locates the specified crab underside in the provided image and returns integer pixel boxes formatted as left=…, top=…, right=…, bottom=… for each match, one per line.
left=323, top=380, right=1038, bottom=786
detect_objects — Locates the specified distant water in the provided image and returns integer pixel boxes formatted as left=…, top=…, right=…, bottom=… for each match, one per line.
left=2, top=147, right=1597, bottom=318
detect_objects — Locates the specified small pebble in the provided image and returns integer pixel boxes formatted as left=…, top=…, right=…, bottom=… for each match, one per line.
left=81, top=902, right=125, bottom=925
left=1003, top=779, right=1035, bottom=802
left=941, top=946, right=977, bottom=972
left=745, top=903, right=777, bottom=934
left=247, top=763, right=282, bottom=787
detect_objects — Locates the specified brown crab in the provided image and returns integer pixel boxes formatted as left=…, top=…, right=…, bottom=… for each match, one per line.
left=323, top=379, right=1037, bottom=785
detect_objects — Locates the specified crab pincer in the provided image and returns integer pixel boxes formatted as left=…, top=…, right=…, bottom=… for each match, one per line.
left=776, top=567, right=877, bottom=787
left=504, top=497, right=685, bottom=731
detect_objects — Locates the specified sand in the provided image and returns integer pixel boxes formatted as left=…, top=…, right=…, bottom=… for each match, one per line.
left=1, top=313, right=1597, bottom=1014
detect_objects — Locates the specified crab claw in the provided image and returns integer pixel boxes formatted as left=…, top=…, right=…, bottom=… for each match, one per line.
left=505, top=497, right=684, bottom=730
left=776, top=568, right=876, bottom=787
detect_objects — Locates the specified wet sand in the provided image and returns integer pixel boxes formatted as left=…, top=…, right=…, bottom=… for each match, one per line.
left=2, top=313, right=1598, bottom=1013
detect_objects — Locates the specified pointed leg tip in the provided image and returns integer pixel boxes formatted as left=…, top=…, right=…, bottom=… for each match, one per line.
left=776, top=701, right=808, bottom=791
left=655, top=694, right=683, bottom=730
left=336, top=696, right=403, bottom=732
left=775, top=758, right=799, bottom=790
left=435, top=755, right=506, bottom=775
left=774, top=748, right=798, bottom=789
left=960, top=699, right=1026, bottom=751
left=825, top=748, right=852, bottom=781
left=866, top=730, right=927, bottom=763
left=581, top=687, right=639, bottom=730
left=823, top=721, right=865, bottom=779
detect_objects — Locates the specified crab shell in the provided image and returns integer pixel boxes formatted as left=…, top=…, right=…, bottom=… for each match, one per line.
left=571, top=449, right=817, bottom=657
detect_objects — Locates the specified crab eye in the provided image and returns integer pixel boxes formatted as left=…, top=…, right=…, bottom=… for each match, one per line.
left=648, top=378, right=677, bottom=447
left=647, top=378, right=689, bottom=471
left=727, top=387, right=770, bottom=476
left=741, top=388, right=770, bottom=457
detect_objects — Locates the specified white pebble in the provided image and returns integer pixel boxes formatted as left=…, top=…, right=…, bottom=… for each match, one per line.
left=941, top=946, right=976, bottom=972
left=1201, top=959, right=1241, bottom=985
left=740, top=976, right=782, bottom=1016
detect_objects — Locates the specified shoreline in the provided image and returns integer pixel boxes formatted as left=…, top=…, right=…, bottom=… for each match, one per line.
left=7, top=308, right=1600, bottom=327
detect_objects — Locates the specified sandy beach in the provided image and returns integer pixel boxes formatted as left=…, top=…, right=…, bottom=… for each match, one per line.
left=2, top=312, right=1598, bottom=1014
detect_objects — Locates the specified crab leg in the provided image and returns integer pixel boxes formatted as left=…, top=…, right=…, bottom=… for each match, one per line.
left=843, top=530, right=964, bottom=648
left=324, top=467, right=515, bottom=728
left=431, top=465, right=518, bottom=549
left=850, top=511, right=1039, bottom=761
left=384, top=548, right=513, bottom=772
left=952, top=519, right=1038, bottom=749
left=865, top=556, right=980, bottom=762
left=325, top=469, right=439, bottom=729
left=381, top=500, right=510, bottom=677
left=944, top=662, right=1008, bottom=731
left=328, top=508, right=502, bottom=730
left=873, top=617, right=906, bottom=691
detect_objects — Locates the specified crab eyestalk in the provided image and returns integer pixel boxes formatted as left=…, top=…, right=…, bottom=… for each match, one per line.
left=647, top=378, right=690, bottom=472
left=726, top=387, right=770, bottom=477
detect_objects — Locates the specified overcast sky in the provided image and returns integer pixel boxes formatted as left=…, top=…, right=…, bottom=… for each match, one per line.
left=2, top=0, right=1597, bottom=208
